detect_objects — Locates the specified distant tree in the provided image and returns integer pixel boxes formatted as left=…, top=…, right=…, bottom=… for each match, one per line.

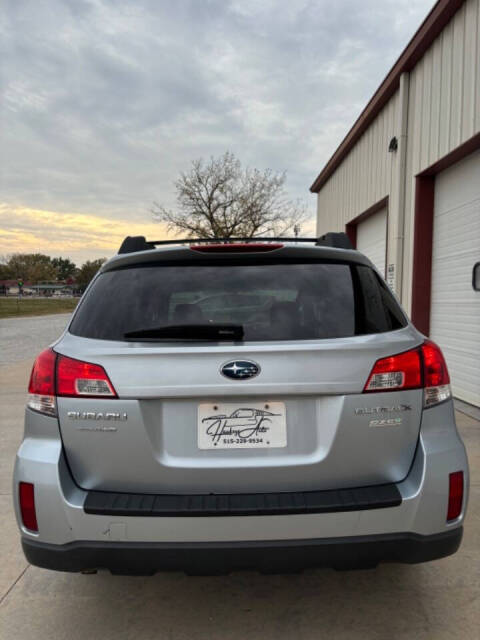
left=52, top=257, right=77, bottom=281
left=76, top=259, right=106, bottom=291
left=152, top=151, right=307, bottom=238
left=0, top=258, right=9, bottom=280
left=3, top=253, right=56, bottom=284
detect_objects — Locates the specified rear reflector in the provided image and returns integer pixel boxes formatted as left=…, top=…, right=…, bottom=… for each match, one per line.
left=363, top=340, right=451, bottom=408
left=56, top=355, right=117, bottom=398
left=447, top=471, right=464, bottom=521
left=19, top=482, right=38, bottom=532
left=190, top=243, right=283, bottom=253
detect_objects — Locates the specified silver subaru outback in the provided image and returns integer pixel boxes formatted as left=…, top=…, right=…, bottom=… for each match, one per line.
left=13, top=234, right=469, bottom=574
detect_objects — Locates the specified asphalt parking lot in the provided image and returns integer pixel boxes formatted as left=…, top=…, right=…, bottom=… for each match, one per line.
left=0, top=314, right=479, bottom=640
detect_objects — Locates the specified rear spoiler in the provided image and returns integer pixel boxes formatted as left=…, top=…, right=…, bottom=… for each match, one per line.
left=118, top=232, right=353, bottom=254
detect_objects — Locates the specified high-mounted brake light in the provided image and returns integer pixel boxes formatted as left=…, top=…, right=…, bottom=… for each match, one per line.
left=56, top=355, right=117, bottom=398
left=19, top=482, right=38, bottom=532
left=190, top=243, right=283, bottom=253
left=363, top=340, right=451, bottom=408
left=27, top=349, right=117, bottom=416
left=447, top=471, right=464, bottom=521
left=28, top=348, right=57, bottom=416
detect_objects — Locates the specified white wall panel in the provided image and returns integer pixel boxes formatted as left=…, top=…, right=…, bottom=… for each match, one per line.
left=356, top=208, right=387, bottom=277
left=430, top=150, right=480, bottom=406
left=316, top=92, right=399, bottom=235
left=402, top=0, right=480, bottom=310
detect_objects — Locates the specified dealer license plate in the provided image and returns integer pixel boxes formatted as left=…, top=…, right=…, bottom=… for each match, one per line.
left=197, top=402, right=287, bottom=450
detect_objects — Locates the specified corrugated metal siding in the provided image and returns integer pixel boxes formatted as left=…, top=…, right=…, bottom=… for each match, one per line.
left=402, top=0, right=480, bottom=309
left=316, top=91, right=399, bottom=233
left=406, top=0, right=480, bottom=169
left=430, top=150, right=480, bottom=406
left=316, top=0, right=480, bottom=313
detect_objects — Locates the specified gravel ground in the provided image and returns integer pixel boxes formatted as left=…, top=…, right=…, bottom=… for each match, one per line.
left=0, top=313, right=71, bottom=366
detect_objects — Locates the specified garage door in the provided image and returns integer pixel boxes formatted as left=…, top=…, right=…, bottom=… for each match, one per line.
left=356, top=208, right=387, bottom=277
left=430, top=150, right=480, bottom=407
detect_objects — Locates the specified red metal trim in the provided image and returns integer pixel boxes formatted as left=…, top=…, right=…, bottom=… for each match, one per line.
left=417, top=131, right=480, bottom=176
left=411, top=176, right=435, bottom=335
left=345, top=224, right=357, bottom=249
left=345, top=197, right=389, bottom=227
left=411, top=134, right=480, bottom=335
left=344, top=196, right=389, bottom=259
left=310, top=0, right=466, bottom=193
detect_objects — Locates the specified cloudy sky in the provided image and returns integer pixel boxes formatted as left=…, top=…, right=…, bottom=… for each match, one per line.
left=1, top=0, right=434, bottom=264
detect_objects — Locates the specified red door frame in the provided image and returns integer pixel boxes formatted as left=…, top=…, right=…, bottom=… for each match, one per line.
left=411, top=132, right=480, bottom=336
left=345, top=196, right=389, bottom=274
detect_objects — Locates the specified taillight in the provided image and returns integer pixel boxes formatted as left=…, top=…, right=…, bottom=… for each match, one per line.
left=56, top=354, right=117, bottom=398
left=27, top=348, right=57, bottom=416
left=447, top=471, right=464, bottom=521
left=19, top=482, right=38, bottom=532
left=27, top=350, right=117, bottom=415
left=421, top=340, right=451, bottom=407
left=364, top=348, right=422, bottom=392
left=364, top=340, right=451, bottom=408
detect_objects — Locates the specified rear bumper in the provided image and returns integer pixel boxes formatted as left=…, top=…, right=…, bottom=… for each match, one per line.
left=14, top=400, right=469, bottom=573
left=22, top=528, right=463, bottom=575
left=83, top=483, right=402, bottom=517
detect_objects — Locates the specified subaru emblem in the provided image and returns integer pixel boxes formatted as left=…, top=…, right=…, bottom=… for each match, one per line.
left=221, top=360, right=260, bottom=380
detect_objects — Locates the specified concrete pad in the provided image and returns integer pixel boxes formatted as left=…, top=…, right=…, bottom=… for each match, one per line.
left=0, top=497, right=28, bottom=604
left=1, top=559, right=479, bottom=640
left=0, top=360, right=32, bottom=495
left=0, top=313, right=70, bottom=366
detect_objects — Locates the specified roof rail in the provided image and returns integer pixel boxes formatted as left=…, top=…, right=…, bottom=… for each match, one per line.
left=117, top=233, right=353, bottom=254
left=316, top=232, right=353, bottom=250
left=118, top=236, right=156, bottom=254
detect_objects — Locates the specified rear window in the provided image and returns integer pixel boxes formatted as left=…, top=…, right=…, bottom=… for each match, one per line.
left=69, top=261, right=407, bottom=341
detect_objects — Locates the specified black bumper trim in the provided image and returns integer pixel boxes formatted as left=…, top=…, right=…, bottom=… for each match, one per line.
left=84, top=483, right=402, bottom=517
left=22, top=528, right=462, bottom=575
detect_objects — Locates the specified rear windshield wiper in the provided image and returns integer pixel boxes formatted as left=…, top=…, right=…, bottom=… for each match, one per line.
left=124, top=324, right=244, bottom=341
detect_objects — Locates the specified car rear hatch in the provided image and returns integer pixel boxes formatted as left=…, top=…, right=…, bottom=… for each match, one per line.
left=54, top=245, right=425, bottom=494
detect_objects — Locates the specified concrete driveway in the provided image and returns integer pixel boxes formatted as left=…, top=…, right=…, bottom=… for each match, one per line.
left=0, top=314, right=478, bottom=640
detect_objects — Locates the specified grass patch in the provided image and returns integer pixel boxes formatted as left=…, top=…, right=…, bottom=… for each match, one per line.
left=0, top=297, right=79, bottom=319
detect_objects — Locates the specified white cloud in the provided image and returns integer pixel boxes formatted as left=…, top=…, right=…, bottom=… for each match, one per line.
left=1, top=0, right=435, bottom=258
left=0, top=203, right=172, bottom=264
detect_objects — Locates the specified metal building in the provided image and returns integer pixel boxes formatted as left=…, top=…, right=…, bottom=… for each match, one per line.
left=311, top=0, right=480, bottom=408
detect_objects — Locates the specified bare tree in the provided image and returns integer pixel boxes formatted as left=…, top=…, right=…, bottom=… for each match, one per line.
left=152, top=152, right=307, bottom=238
